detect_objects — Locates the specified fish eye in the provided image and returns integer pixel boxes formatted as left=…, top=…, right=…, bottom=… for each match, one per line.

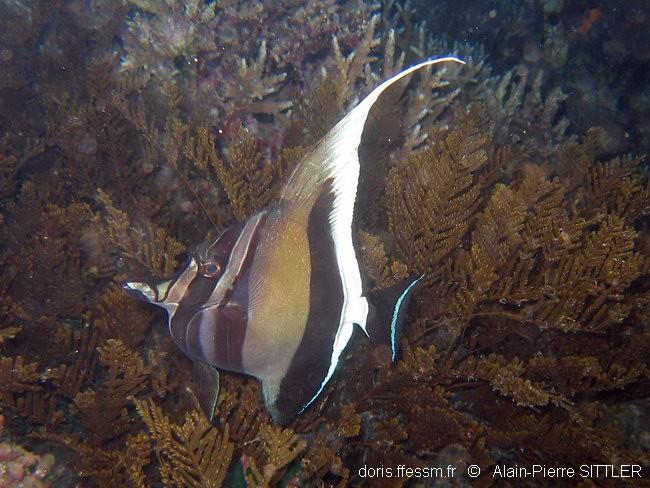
left=201, top=262, right=222, bottom=277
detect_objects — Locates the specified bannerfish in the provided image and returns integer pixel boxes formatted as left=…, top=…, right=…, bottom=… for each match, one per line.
left=124, top=57, right=465, bottom=424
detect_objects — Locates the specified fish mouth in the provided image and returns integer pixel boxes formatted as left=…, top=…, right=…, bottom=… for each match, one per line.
left=122, top=281, right=158, bottom=303
left=122, top=255, right=193, bottom=309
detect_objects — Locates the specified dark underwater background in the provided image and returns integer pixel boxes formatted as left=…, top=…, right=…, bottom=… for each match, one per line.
left=0, top=0, right=648, bottom=486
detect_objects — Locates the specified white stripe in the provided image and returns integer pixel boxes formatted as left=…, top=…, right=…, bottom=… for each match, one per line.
left=199, top=310, right=218, bottom=364
left=162, top=258, right=198, bottom=322
left=203, top=211, right=265, bottom=309
left=298, top=59, right=464, bottom=413
left=326, top=57, right=464, bottom=337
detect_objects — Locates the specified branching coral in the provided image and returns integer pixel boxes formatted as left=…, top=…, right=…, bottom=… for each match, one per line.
left=135, top=397, right=233, bottom=488
left=73, top=340, right=149, bottom=442
left=96, top=189, right=186, bottom=277
left=486, top=64, right=572, bottom=159
left=386, top=107, right=492, bottom=274
left=120, top=0, right=218, bottom=84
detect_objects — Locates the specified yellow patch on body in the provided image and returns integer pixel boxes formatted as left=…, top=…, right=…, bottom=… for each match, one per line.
left=242, top=207, right=312, bottom=382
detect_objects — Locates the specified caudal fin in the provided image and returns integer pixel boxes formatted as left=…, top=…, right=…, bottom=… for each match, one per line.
left=366, top=275, right=424, bottom=362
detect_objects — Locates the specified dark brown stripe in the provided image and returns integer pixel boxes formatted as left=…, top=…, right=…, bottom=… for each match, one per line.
left=212, top=299, right=247, bottom=372
left=170, top=275, right=219, bottom=358
left=218, top=263, right=253, bottom=372
left=177, top=212, right=266, bottom=372
left=356, top=79, right=405, bottom=226
left=218, top=210, right=268, bottom=309
left=207, top=211, right=267, bottom=372
left=170, top=211, right=267, bottom=363
left=196, top=220, right=246, bottom=268
left=184, top=312, right=206, bottom=360
left=274, top=180, right=344, bottom=423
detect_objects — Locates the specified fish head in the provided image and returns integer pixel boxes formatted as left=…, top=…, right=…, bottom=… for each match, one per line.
left=122, top=217, right=246, bottom=307
left=122, top=212, right=268, bottom=373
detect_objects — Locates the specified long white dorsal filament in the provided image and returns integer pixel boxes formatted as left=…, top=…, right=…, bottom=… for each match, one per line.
left=350, top=56, right=466, bottom=126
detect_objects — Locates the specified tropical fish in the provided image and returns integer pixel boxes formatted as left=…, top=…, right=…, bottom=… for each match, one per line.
left=124, top=57, right=464, bottom=424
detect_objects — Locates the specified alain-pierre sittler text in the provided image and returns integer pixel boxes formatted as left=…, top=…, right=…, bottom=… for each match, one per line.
left=358, top=464, right=644, bottom=479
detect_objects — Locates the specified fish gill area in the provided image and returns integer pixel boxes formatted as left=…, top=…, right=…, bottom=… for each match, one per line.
left=0, top=0, right=648, bottom=487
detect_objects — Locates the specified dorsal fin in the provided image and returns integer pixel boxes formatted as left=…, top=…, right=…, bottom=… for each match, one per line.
left=280, top=57, right=465, bottom=208
left=279, top=57, right=465, bottom=339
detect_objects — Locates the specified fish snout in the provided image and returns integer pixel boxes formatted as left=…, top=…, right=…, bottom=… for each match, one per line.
left=123, top=281, right=158, bottom=303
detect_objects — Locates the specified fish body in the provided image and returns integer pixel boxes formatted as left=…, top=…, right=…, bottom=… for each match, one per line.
left=125, top=57, right=464, bottom=423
